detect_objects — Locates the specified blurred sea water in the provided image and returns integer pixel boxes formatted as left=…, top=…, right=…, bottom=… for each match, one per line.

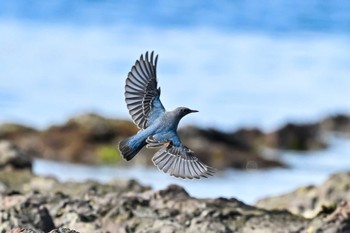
left=1, top=0, right=350, bottom=131
left=1, top=0, right=350, bottom=200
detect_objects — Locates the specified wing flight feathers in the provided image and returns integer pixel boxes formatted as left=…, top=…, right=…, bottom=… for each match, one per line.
left=152, top=142, right=215, bottom=179
left=125, top=51, right=165, bottom=129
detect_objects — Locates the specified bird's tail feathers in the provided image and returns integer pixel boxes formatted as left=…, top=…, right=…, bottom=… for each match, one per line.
left=118, top=137, right=144, bottom=161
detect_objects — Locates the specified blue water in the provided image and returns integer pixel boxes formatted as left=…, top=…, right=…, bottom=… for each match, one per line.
left=2, top=0, right=350, bottom=201
left=1, top=0, right=350, bottom=131
left=1, top=1, right=350, bottom=33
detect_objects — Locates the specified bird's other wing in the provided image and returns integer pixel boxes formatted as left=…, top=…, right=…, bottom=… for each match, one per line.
left=151, top=141, right=215, bottom=179
left=125, top=51, right=166, bottom=129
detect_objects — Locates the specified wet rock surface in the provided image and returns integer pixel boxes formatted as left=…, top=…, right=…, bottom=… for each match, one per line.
left=0, top=168, right=349, bottom=233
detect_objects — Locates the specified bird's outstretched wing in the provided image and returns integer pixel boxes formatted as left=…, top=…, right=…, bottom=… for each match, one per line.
left=149, top=138, right=215, bottom=179
left=125, top=51, right=165, bottom=129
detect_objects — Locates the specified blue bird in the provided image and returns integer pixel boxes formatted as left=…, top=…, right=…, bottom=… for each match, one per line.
left=118, top=51, right=215, bottom=179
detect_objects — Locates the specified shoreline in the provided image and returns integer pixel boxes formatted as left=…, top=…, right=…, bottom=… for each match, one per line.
left=1, top=112, right=349, bottom=171
left=0, top=118, right=349, bottom=232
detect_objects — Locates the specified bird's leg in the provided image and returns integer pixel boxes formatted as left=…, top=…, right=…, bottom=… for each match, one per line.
left=164, top=141, right=176, bottom=150
left=146, top=135, right=166, bottom=148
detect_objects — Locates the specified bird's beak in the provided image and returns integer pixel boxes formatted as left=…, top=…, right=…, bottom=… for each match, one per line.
left=189, top=109, right=199, bottom=113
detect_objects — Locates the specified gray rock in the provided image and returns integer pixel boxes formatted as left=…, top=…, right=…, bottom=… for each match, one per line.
left=0, top=193, right=55, bottom=232
left=0, top=140, right=32, bottom=169
left=8, top=228, right=79, bottom=233
left=309, top=201, right=350, bottom=233
left=256, top=172, right=350, bottom=218
left=49, top=228, right=80, bottom=233
left=0, top=182, right=308, bottom=233
left=8, top=228, right=43, bottom=233
left=1, top=170, right=350, bottom=233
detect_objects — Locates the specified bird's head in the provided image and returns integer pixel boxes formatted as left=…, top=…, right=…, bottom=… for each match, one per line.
left=175, top=107, right=199, bottom=118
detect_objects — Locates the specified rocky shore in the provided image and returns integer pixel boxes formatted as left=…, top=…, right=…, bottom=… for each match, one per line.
left=1, top=113, right=350, bottom=170
left=0, top=141, right=349, bottom=233
left=1, top=113, right=350, bottom=232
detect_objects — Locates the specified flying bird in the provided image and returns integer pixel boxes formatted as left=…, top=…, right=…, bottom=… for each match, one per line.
left=118, top=51, right=214, bottom=179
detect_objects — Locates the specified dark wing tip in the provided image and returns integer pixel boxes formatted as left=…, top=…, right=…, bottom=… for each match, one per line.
left=145, top=51, right=149, bottom=63
left=143, top=51, right=155, bottom=62
left=154, top=53, right=158, bottom=66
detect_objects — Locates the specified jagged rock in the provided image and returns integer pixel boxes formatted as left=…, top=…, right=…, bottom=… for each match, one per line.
left=0, top=168, right=150, bottom=197
left=256, top=172, right=350, bottom=218
left=0, top=184, right=308, bottom=233
left=8, top=228, right=41, bottom=233
left=8, top=227, right=79, bottom=233
left=0, top=140, right=32, bottom=170
left=309, top=201, right=350, bottom=233
left=49, top=228, right=80, bottom=233
left=0, top=192, right=55, bottom=232
left=0, top=171, right=151, bottom=233
left=1, top=170, right=350, bottom=233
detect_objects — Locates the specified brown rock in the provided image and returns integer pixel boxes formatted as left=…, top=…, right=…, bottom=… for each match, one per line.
left=0, top=113, right=137, bottom=164
left=0, top=123, right=36, bottom=139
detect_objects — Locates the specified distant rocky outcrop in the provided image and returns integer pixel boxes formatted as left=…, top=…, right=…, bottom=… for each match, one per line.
left=178, top=126, right=284, bottom=170
left=267, top=122, right=327, bottom=151
left=1, top=168, right=350, bottom=233
left=0, top=114, right=137, bottom=165
left=321, top=113, right=350, bottom=135
left=0, top=112, right=349, bottom=170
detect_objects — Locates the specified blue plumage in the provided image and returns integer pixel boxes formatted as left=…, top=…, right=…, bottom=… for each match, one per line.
left=118, top=51, right=214, bottom=179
